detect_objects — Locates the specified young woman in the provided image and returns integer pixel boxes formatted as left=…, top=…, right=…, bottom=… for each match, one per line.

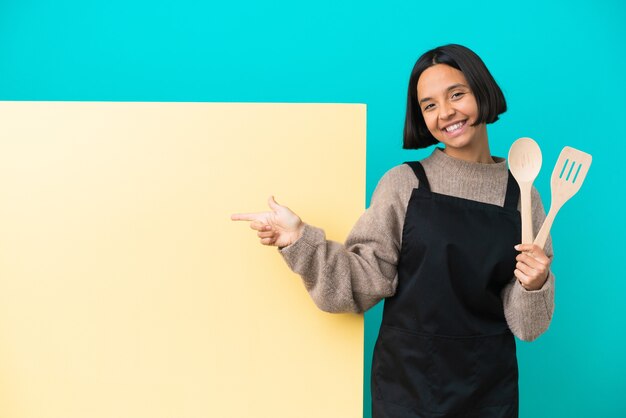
left=231, top=44, right=554, bottom=418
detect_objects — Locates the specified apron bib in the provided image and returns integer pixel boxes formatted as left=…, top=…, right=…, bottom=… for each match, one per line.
left=372, top=161, right=521, bottom=418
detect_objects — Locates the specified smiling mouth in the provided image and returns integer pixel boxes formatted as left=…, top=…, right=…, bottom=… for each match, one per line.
left=442, top=120, right=466, bottom=133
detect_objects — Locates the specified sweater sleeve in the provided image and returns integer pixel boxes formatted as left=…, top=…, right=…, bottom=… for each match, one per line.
left=276, top=166, right=412, bottom=313
left=501, top=186, right=555, bottom=341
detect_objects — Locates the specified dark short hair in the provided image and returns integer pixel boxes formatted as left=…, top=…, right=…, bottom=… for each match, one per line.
left=403, top=44, right=507, bottom=149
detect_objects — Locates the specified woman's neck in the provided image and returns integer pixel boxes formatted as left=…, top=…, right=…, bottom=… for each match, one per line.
left=442, top=126, right=495, bottom=164
left=442, top=146, right=495, bottom=164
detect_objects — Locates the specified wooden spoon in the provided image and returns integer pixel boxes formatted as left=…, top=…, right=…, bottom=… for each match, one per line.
left=534, top=146, right=592, bottom=249
left=508, top=137, right=543, bottom=244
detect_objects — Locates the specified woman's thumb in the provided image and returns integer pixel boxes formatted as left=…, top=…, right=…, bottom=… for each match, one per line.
left=268, top=195, right=281, bottom=210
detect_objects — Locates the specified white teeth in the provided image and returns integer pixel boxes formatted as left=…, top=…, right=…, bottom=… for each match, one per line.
left=444, top=121, right=464, bottom=132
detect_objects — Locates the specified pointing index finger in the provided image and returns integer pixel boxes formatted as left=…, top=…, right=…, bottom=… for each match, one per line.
left=231, top=212, right=263, bottom=221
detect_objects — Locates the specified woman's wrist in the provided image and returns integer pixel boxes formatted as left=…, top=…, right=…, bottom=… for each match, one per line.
left=294, top=222, right=305, bottom=242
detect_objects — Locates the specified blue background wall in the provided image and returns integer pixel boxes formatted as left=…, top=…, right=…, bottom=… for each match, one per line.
left=1, top=1, right=625, bottom=416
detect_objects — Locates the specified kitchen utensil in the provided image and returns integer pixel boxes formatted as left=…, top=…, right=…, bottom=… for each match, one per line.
left=508, top=137, right=543, bottom=244
left=534, top=146, right=592, bottom=249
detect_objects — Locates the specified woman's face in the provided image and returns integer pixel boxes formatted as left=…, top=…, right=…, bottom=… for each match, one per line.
left=416, top=64, right=487, bottom=151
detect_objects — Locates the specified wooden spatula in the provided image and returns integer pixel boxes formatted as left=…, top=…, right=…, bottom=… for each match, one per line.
left=534, top=146, right=592, bottom=249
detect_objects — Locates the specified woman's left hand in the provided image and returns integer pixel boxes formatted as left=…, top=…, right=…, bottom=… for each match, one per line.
left=513, top=244, right=551, bottom=291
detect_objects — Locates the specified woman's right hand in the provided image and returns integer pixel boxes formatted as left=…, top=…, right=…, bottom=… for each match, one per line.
left=231, top=196, right=305, bottom=247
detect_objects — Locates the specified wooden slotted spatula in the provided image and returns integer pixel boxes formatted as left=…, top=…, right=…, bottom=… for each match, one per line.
left=534, top=146, right=592, bottom=249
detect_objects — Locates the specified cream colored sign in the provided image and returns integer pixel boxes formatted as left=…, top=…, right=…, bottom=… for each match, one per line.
left=0, top=102, right=365, bottom=418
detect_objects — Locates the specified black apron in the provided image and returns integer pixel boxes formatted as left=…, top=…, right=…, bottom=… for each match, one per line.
left=371, top=161, right=521, bottom=418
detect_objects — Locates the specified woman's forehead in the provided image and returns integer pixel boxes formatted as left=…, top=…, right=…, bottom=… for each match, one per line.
left=417, top=64, right=469, bottom=98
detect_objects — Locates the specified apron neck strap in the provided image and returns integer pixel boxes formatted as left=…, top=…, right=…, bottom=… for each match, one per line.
left=503, top=170, right=520, bottom=209
left=404, top=161, right=431, bottom=191
left=404, top=162, right=521, bottom=210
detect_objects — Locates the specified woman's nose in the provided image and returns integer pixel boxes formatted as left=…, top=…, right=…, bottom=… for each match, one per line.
left=438, top=102, right=455, bottom=119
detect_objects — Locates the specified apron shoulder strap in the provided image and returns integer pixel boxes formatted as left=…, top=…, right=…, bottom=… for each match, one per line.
left=403, top=161, right=431, bottom=191
left=503, top=170, right=520, bottom=209
left=404, top=162, right=519, bottom=209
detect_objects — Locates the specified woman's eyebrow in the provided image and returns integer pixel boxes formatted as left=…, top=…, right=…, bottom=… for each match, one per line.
left=418, top=83, right=469, bottom=104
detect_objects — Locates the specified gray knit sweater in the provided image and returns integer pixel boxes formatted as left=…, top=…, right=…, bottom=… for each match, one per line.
left=278, top=147, right=555, bottom=342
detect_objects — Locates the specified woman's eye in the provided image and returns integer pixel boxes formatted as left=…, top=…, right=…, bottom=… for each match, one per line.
left=423, top=104, right=434, bottom=111
left=451, top=92, right=465, bottom=99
